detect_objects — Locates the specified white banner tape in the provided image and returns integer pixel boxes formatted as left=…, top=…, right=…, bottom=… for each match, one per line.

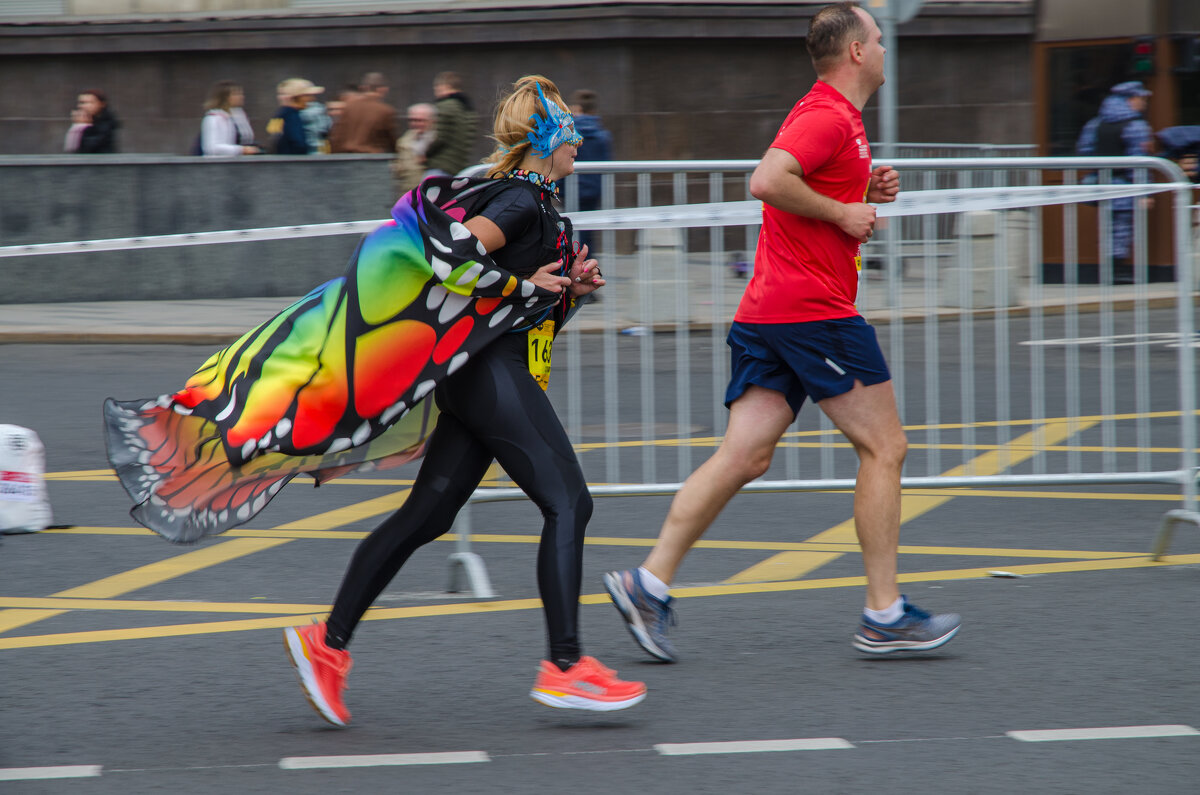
left=0, top=182, right=1183, bottom=258
left=571, top=182, right=1183, bottom=230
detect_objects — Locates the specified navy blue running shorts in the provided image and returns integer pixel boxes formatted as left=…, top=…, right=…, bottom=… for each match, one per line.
left=724, top=316, right=892, bottom=417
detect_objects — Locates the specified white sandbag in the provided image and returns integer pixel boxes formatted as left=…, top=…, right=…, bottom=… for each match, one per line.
left=0, top=425, right=53, bottom=533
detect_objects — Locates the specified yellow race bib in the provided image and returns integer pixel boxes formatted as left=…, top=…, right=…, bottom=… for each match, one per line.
left=527, top=320, right=555, bottom=391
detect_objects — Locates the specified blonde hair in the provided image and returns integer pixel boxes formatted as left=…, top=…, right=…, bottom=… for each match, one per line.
left=484, top=75, right=571, bottom=177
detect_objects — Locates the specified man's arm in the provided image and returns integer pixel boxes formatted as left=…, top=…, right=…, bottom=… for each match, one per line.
left=748, top=147, right=876, bottom=243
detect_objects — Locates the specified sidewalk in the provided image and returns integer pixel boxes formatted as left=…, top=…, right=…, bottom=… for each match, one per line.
left=0, top=260, right=1185, bottom=344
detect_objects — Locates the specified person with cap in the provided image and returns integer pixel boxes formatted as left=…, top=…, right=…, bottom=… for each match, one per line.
left=267, top=78, right=324, bottom=155
left=1076, top=80, right=1155, bottom=267
left=1077, top=81, right=1154, bottom=161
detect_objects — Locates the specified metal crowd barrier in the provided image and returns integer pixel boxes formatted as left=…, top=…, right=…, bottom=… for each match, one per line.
left=450, top=156, right=1199, bottom=595
left=2, top=156, right=1195, bottom=596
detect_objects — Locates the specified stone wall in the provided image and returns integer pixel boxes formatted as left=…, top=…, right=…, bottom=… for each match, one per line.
left=0, top=155, right=396, bottom=302
left=0, top=3, right=1035, bottom=158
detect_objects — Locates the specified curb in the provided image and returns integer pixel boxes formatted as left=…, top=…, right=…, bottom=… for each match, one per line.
left=0, top=296, right=1189, bottom=345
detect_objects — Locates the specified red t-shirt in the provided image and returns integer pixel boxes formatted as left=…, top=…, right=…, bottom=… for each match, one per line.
left=736, top=81, right=871, bottom=323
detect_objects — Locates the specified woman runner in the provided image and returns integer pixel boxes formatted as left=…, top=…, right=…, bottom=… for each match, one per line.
left=284, top=75, right=646, bottom=725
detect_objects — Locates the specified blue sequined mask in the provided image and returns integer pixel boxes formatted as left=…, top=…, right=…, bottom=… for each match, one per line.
left=526, top=83, right=583, bottom=159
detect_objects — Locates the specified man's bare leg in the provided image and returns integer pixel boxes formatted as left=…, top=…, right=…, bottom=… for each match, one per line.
left=816, top=379, right=907, bottom=611
left=641, top=385, right=796, bottom=585
left=603, top=386, right=794, bottom=661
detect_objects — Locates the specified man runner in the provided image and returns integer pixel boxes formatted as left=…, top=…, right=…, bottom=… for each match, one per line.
left=604, top=1, right=960, bottom=662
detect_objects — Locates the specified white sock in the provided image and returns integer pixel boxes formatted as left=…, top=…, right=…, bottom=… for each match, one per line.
left=637, top=567, right=670, bottom=601
left=864, top=596, right=904, bottom=625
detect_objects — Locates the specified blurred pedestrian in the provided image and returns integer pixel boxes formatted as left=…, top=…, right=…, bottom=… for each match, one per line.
left=424, top=71, right=477, bottom=176
left=328, top=72, right=397, bottom=154
left=267, top=78, right=324, bottom=155
left=63, top=89, right=119, bottom=154
left=325, top=84, right=361, bottom=123
left=300, top=95, right=334, bottom=155
left=390, top=102, right=437, bottom=193
left=603, top=1, right=960, bottom=663
left=1076, top=80, right=1155, bottom=269
left=283, top=74, right=645, bottom=726
left=568, top=88, right=613, bottom=252
left=199, top=80, right=260, bottom=157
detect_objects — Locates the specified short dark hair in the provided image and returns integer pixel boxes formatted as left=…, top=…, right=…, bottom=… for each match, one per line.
left=806, top=2, right=866, bottom=74
left=434, top=71, right=462, bottom=91
left=360, top=72, right=387, bottom=92
left=570, top=89, right=597, bottom=114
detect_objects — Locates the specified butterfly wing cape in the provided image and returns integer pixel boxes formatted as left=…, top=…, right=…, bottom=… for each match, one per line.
left=103, top=176, right=558, bottom=543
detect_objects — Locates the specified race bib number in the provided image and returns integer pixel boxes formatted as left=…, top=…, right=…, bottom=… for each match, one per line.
left=527, top=320, right=555, bottom=391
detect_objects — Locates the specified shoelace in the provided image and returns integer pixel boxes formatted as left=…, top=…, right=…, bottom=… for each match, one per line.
left=651, top=602, right=678, bottom=634
left=902, top=600, right=931, bottom=622
left=578, top=657, right=615, bottom=679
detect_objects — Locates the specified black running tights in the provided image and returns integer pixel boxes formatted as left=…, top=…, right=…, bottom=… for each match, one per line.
left=325, top=336, right=592, bottom=663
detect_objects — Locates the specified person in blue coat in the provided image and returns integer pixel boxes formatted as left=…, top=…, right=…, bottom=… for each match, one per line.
left=267, top=78, right=324, bottom=155
left=569, top=89, right=614, bottom=252
left=1076, top=81, right=1155, bottom=267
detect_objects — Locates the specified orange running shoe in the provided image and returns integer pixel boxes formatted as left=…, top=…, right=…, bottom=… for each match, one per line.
left=284, top=622, right=352, bottom=726
left=530, top=655, right=647, bottom=711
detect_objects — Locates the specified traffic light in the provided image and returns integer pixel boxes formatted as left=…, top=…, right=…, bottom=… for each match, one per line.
left=1130, top=36, right=1155, bottom=77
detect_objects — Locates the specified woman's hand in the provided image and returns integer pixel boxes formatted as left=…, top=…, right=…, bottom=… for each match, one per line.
left=528, top=260, right=573, bottom=293
left=566, top=244, right=605, bottom=298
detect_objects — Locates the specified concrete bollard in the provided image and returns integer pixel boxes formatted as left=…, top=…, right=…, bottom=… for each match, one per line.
left=941, top=209, right=1030, bottom=309
left=0, top=425, right=53, bottom=533
left=636, top=227, right=686, bottom=325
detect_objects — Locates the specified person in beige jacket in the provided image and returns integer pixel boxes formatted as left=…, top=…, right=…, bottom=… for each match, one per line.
left=390, top=102, right=437, bottom=193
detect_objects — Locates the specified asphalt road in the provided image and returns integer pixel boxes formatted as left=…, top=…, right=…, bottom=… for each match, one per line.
left=1, top=331, right=1198, bottom=794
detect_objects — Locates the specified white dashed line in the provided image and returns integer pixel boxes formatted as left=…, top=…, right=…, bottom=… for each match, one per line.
left=1007, top=725, right=1200, bottom=742
left=279, top=752, right=489, bottom=769
left=0, top=765, right=103, bottom=781
left=14, top=725, right=1200, bottom=780
left=655, top=738, right=854, bottom=755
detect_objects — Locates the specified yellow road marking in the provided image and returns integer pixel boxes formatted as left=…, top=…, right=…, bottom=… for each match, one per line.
left=43, top=409, right=1200, bottom=480
left=3, top=553, right=1197, bottom=650
left=34, top=526, right=1143, bottom=558
left=0, top=538, right=290, bottom=635
left=271, top=489, right=410, bottom=530
left=679, top=554, right=1200, bottom=598
left=726, top=420, right=1097, bottom=583
left=0, top=597, right=327, bottom=613
left=55, top=538, right=290, bottom=599
left=0, top=485, right=412, bottom=637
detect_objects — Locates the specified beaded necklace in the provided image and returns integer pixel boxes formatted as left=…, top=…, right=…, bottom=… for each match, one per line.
left=500, top=168, right=560, bottom=199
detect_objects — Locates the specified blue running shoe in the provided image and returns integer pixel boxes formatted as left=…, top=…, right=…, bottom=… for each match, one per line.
left=853, top=596, right=961, bottom=654
left=603, top=569, right=677, bottom=662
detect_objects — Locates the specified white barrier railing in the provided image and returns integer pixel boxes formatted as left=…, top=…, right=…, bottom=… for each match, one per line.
left=452, top=156, right=1200, bottom=594
left=5, top=157, right=1196, bottom=594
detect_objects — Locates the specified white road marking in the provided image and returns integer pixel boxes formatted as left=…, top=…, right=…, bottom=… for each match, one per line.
left=0, top=765, right=102, bottom=780
left=1007, top=725, right=1200, bottom=742
left=279, top=752, right=489, bottom=769
left=655, top=738, right=853, bottom=755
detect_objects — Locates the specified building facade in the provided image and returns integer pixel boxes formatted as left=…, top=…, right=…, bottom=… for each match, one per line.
left=0, top=1, right=1035, bottom=157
